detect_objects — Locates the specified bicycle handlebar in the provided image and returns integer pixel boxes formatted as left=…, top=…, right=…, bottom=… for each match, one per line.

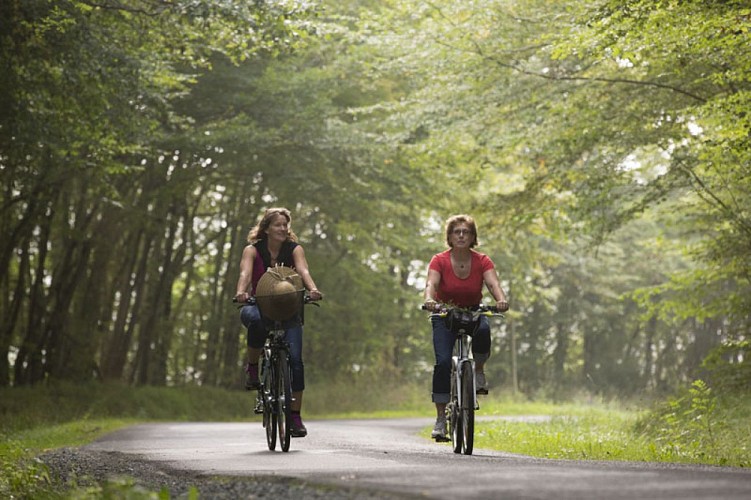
left=232, top=295, right=320, bottom=306
left=421, top=303, right=504, bottom=317
left=233, top=296, right=257, bottom=305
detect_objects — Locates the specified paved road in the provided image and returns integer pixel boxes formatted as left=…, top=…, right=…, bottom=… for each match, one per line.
left=85, top=417, right=751, bottom=499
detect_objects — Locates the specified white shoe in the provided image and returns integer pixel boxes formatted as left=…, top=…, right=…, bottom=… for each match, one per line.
left=476, top=371, right=488, bottom=394
left=431, top=418, right=448, bottom=441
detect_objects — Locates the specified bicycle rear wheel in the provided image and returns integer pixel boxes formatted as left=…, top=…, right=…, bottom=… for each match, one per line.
left=461, top=362, right=475, bottom=455
left=276, top=353, right=293, bottom=452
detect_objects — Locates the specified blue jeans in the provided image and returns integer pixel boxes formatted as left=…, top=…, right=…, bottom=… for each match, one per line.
left=431, top=315, right=490, bottom=404
left=240, top=305, right=305, bottom=392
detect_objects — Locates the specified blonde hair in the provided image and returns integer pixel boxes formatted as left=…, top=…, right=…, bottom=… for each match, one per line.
left=247, top=207, right=299, bottom=244
left=445, top=214, right=479, bottom=248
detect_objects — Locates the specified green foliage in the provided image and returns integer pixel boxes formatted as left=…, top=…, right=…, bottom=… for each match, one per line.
left=0, top=383, right=254, bottom=432
left=0, top=383, right=257, bottom=498
left=540, top=0, right=751, bottom=324
left=2, top=0, right=749, bottom=415
left=1, top=441, right=56, bottom=499
left=700, top=340, right=751, bottom=393
left=658, top=380, right=720, bottom=456
left=1, top=418, right=131, bottom=499
left=0, top=418, right=196, bottom=499
left=464, top=391, right=749, bottom=466
left=475, top=410, right=642, bottom=461
left=69, top=478, right=190, bottom=500
left=635, top=374, right=750, bottom=466
left=304, top=373, right=429, bottom=417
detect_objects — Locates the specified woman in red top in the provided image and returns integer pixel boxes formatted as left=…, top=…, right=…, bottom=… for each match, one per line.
left=423, top=214, right=509, bottom=441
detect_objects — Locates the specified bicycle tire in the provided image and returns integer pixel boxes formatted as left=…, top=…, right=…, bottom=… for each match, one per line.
left=264, top=361, right=277, bottom=451
left=450, top=363, right=463, bottom=453
left=461, top=362, right=475, bottom=455
left=277, top=353, right=293, bottom=452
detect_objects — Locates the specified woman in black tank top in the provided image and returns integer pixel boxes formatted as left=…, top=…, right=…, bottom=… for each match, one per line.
left=235, top=208, right=322, bottom=438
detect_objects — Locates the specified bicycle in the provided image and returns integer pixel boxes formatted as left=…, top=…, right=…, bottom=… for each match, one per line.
left=236, top=294, right=317, bottom=452
left=424, top=303, right=503, bottom=455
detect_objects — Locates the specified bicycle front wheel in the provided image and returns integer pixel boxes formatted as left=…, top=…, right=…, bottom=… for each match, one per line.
left=461, top=362, right=475, bottom=455
left=276, top=353, right=293, bottom=452
left=264, top=373, right=277, bottom=451
left=450, top=365, right=463, bottom=453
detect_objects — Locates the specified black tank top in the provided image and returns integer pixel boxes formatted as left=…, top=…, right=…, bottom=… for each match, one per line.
left=254, top=240, right=298, bottom=270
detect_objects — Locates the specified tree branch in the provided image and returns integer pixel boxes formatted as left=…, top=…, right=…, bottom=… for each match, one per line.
left=676, top=160, right=751, bottom=237
left=468, top=40, right=708, bottom=103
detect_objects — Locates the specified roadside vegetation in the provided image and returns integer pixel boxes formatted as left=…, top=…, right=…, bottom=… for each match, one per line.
left=474, top=387, right=750, bottom=467
left=474, top=341, right=750, bottom=467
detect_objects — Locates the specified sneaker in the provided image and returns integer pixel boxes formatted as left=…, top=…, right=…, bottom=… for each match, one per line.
left=431, top=417, right=448, bottom=441
left=245, top=363, right=260, bottom=390
left=290, top=413, right=307, bottom=437
left=476, top=371, right=488, bottom=395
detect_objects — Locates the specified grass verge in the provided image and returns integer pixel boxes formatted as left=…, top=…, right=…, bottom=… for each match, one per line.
left=1, top=419, right=133, bottom=499
left=421, top=389, right=750, bottom=467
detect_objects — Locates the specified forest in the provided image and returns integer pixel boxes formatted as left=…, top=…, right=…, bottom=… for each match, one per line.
left=2, top=0, right=749, bottom=402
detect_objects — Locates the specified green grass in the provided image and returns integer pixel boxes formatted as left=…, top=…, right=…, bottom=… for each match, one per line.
left=0, top=382, right=256, bottom=498
left=474, top=408, right=649, bottom=461
left=422, top=388, right=750, bottom=467
left=1, top=419, right=133, bottom=499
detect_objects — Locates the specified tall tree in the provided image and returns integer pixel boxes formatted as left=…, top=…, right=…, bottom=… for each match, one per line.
left=1, top=0, right=319, bottom=386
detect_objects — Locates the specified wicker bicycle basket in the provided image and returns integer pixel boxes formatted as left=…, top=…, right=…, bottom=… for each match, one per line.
left=255, top=266, right=304, bottom=321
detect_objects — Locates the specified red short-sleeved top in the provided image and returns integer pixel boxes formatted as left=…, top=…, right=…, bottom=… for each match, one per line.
left=428, top=249, right=495, bottom=308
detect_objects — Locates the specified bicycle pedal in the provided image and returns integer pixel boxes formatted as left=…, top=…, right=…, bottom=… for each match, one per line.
left=476, top=388, right=488, bottom=395
left=434, top=435, right=450, bottom=443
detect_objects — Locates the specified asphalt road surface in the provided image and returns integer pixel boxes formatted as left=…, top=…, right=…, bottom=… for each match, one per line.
left=84, top=417, right=751, bottom=499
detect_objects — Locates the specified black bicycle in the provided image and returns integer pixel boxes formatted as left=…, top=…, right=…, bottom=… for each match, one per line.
left=425, top=304, right=503, bottom=455
left=237, top=295, right=316, bottom=452
left=257, top=314, right=295, bottom=452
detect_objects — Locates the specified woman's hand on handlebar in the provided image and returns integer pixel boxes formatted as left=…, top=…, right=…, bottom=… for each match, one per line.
left=495, top=300, right=509, bottom=313
left=422, top=299, right=441, bottom=312
left=308, top=288, right=323, bottom=301
left=233, top=291, right=251, bottom=303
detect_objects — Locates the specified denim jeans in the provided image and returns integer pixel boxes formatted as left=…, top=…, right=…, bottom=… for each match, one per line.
left=240, top=305, right=305, bottom=392
left=431, top=315, right=490, bottom=404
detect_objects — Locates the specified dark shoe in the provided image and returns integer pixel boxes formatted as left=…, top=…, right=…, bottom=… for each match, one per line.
left=290, top=413, right=307, bottom=437
left=476, top=371, right=488, bottom=395
left=245, top=363, right=260, bottom=390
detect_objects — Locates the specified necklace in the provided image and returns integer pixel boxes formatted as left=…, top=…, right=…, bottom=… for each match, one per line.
left=452, top=251, right=470, bottom=270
